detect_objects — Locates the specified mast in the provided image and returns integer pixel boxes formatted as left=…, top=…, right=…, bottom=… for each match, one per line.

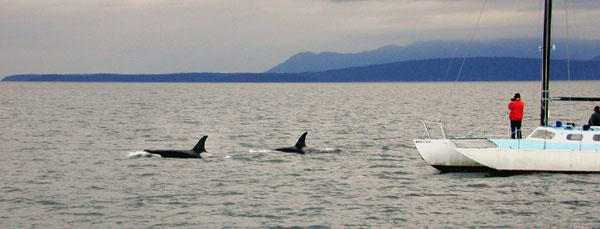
left=540, top=0, right=552, bottom=126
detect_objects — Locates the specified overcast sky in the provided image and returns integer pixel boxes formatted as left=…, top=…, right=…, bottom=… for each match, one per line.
left=1, top=0, right=599, bottom=77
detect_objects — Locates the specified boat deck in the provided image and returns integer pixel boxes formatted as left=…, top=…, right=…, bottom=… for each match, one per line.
left=451, top=138, right=497, bottom=148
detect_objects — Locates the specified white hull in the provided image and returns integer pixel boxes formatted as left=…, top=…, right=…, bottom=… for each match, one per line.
left=456, top=148, right=600, bottom=173
left=413, top=139, right=488, bottom=172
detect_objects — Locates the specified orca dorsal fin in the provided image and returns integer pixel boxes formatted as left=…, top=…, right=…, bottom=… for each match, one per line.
left=295, top=132, right=308, bottom=149
left=193, top=136, right=208, bottom=153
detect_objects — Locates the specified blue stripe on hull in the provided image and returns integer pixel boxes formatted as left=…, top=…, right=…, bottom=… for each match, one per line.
left=490, top=139, right=600, bottom=151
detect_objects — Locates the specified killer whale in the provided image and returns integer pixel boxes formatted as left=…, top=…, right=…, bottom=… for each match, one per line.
left=274, top=132, right=321, bottom=154
left=144, top=136, right=212, bottom=158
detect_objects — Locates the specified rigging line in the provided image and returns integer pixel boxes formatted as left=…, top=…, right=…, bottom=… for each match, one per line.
left=453, top=0, right=487, bottom=83
left=442, top=47, right=459, bottom=82
left=444, top=0, right=487, bottom=125
left=443, top=3, right=477, bottom=83
left=439, top=1, right=478, bottom=123
left=536, top=0, right=544, bottom=48
left=537, top=0, right=544, bottom=86
left=564, top=0, right=573, bottom=102
left=537, top=0, right=545, bottom=114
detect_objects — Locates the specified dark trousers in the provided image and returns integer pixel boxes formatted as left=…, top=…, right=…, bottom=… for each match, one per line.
left=511, top=120, right=522, bottom=139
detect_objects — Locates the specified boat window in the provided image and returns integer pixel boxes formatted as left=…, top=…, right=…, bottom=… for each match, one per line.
left=566, top=134, right=583, bottom=141
left=594, top=135, right=600, bottom=141
left=529, top=129, right=556, bottom=139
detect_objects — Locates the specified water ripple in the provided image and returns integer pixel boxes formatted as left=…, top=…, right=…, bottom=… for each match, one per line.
left=2, top=82, right=600, bottom=228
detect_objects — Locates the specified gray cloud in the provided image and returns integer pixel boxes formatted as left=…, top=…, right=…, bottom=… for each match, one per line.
left=329, top=0, right=373, bottom=2
left=1, top=0, right=598, bottom=77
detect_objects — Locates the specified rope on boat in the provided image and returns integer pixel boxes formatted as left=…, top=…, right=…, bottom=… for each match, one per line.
left=442, top=47, right=459, bottom=82
left=445, top=0, right=487, bottom=113
left=564, top=0, right=572, bottom=85
left=453, top=0, right=487, bottom=84
left=440, top=0, right=487, bottom=125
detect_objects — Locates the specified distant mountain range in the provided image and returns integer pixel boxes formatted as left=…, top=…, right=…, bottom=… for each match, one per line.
left=4, top=57, right=599, bottom=82
left=304, top=57, right=599, bottom=82
left=3, top=39, right=599, bottom=82
left=267, top=39, right=600, bottom=73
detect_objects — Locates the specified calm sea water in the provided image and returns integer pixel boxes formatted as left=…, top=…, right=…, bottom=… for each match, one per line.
left=1, top=81, right=600, bottom=228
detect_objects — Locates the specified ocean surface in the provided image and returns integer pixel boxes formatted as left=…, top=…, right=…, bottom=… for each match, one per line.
left=1, top=81, right=600, bottom=228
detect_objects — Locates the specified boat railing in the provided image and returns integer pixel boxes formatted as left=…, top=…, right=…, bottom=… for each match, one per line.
left=462, top=125, right=540, bottom=139
left=422, top=121, right=448, bottom=139
left=422, top=121, right=535, bottom=139
left=461, top=125, right=511, bottom=138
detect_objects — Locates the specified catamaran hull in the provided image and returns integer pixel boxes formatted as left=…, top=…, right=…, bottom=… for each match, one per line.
left=413, top=139, right=489, bottom=172
left=456, top=148, right=600, bottom=173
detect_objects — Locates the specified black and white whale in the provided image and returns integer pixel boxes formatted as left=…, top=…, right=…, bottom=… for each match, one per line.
left=274, top=132, right=337, bottom=154
left=144, top=136, right=213, bottom=158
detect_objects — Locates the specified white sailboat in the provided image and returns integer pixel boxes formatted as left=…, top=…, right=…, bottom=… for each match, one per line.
left=413, top=0, right=600, bottom=173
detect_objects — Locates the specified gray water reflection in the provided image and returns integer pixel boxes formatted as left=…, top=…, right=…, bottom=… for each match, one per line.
left=1, top=82, right=599, bottom=227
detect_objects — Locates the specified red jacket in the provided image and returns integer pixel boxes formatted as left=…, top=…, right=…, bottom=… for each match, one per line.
left=509, top=99, right=525, bottom=121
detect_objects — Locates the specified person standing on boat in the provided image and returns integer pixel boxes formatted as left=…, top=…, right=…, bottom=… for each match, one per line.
left=588, top=106, right=600, bottom=126
left=509, top=93, right=525, bottom=139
